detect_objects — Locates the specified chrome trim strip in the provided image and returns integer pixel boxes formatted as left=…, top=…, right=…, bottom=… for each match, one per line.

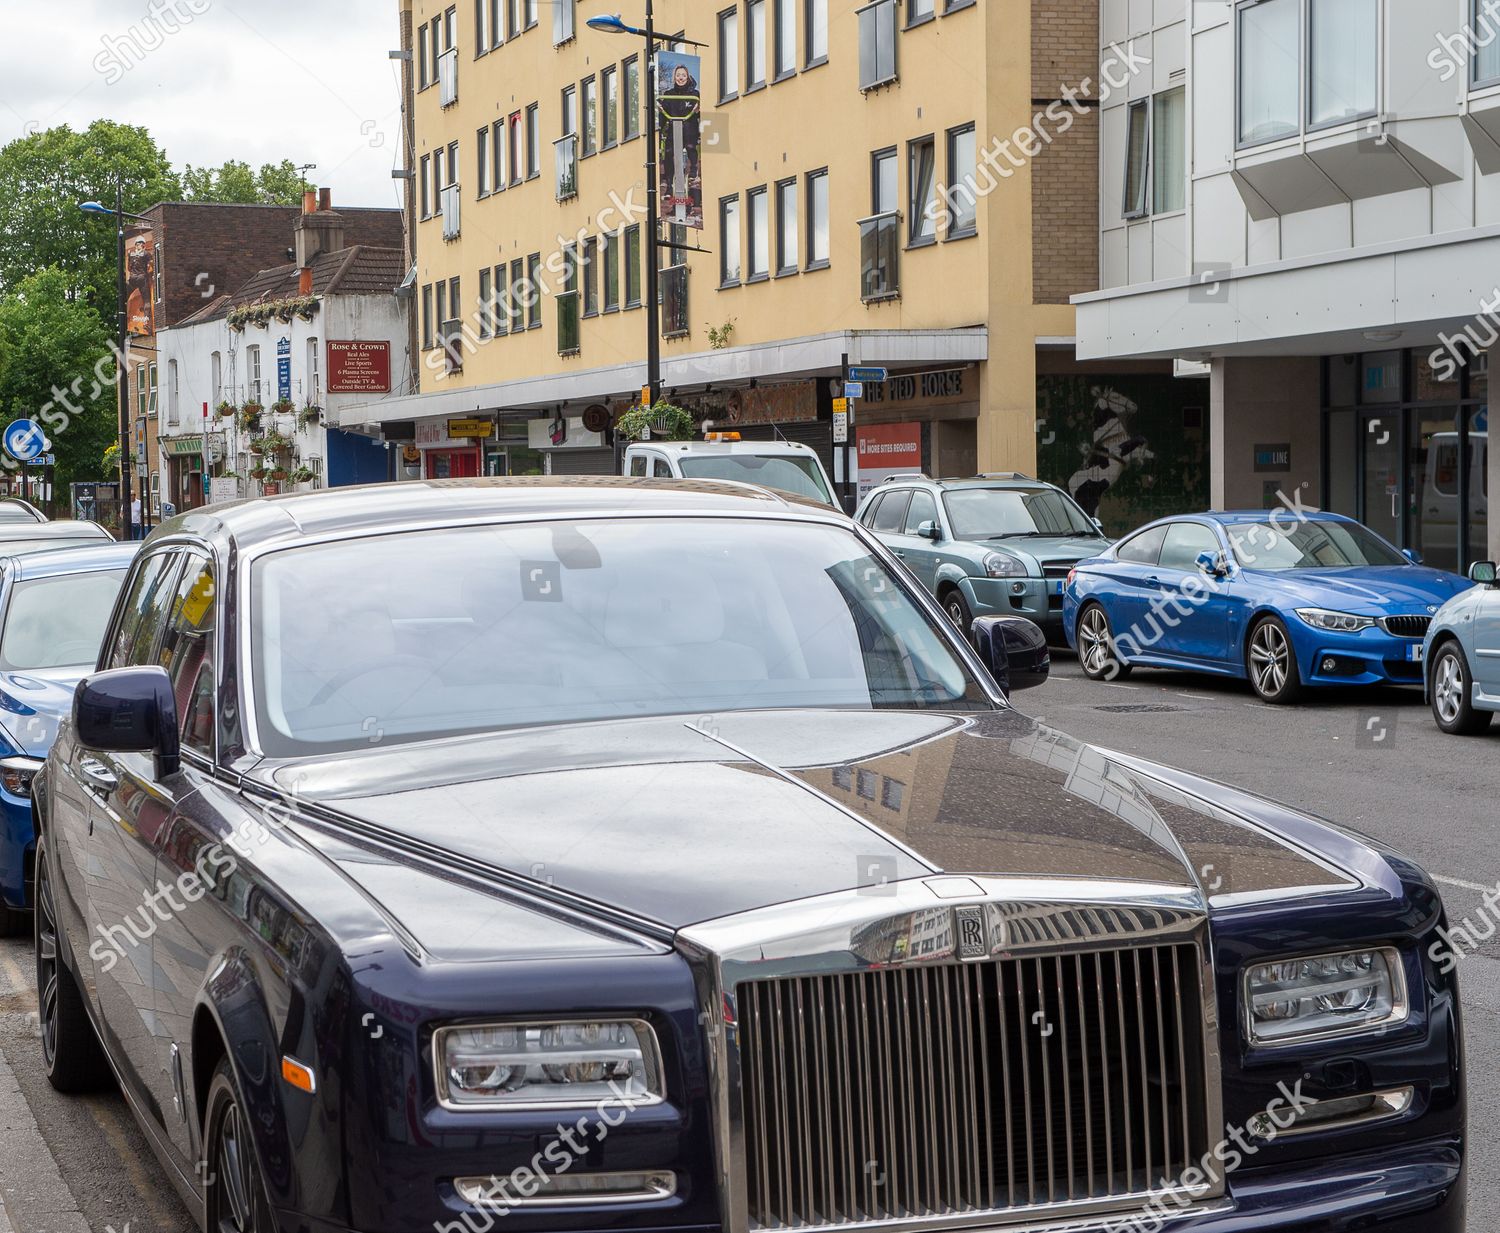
left=1254, top=1086, right=1414, bottom=1139
left=454, top=1171, right=677, bottom=1206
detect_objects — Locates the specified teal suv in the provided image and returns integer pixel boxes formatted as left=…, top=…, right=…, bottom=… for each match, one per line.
left=856, top=474, right=1112, bottom=642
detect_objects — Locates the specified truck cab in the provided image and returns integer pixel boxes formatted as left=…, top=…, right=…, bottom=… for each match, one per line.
left=623, top=435, right=837, bottom=506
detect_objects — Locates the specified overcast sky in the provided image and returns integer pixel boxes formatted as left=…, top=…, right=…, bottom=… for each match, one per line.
left=0, top=0, right=404, bottom=209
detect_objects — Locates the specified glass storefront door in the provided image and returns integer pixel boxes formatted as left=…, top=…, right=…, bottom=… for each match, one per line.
left=1359, top=409, right=1403, bottom=548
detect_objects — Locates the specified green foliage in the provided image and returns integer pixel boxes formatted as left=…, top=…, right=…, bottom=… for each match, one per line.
left=707, top=320, right=737, bottom=350
left=616, top=400, right=696, bottom=442
left=180, top=159, right=312, bottom=206
left=0, top=267, right=118, bottom=492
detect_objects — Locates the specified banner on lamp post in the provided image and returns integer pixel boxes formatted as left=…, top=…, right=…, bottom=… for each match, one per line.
left=125, top=227, right=156, bottom=337
left=656, top=50, right=704, bottom=229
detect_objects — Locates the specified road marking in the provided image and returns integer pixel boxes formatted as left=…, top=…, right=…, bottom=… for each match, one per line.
left=1433, top=873, right=1500, bottom=895
left=88, top=1100, right=184, bottom=1232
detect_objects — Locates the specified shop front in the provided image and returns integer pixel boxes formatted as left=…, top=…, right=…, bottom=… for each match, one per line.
left=415, top=419, right=485, bottom=478
left=164, top=435, right=207, bottom=512
left=851, top=367, right=981, bottom=498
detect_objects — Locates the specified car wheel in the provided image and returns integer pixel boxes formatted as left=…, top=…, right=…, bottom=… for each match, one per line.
left=942, top=588, right=974, bottom=638
left=1246, top=616, right=1303, bottom=704
left=1430, top=642, right=1493, bottom=736
left=35, top=834, right=112, bottom=1093
left=1076, top=603, right=1132, bottom=681
left=205, top=1058, right=277, bottom=1233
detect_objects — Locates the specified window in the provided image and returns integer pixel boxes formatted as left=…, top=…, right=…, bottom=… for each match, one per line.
left=624, top=57, right=641, bottom=138
left=554, top=0, right=575, bottom=43
left=746, top=0, right=767, bottom=88
left=720, top=196, right=742, bottom=285
left=775, top=178, right=798, bottom=274
left=1152, top=87, right=1186, bottom=214
left=871, top=490, right=911, bottom=532
left=563, top=83, right=579, bottom=136
left=1238, top=0, right=1299, bottom=145
left=908, top=136, right=936, bottom=244
left=509, top=258, right=525, bottom=334
left=718, top=8, right=740, bottom=99
left=556, top=132, right=578, bottom=200
left=159, top=554, right=216, bottom=757
left=418, top=20, right=430, bottom=87
left=489, top=0, right=503, bottom=46
left=147, top=361, right=159, bottom=417
left=435, top=280, right=447, bottom=328
left=602, top=66, right=619, bottom=146
left=806, top=169, right=829, bottom=267
left=857, top=0, right=897, bottom=90
left=805, top=0, right=827, bottom=64
left=873, top=148, right=897, bottom=214
left=477, top=125, right=491, bottom=195
left=862, top=149, right=900, bottom=300
left=1480, top=0, right=1500, bottom=84
left=908, top=0, right=934, bottom=22
left=492, top=123, right=506, bottom=191
left=1123, top=99, right=1150, bottom=218
left=422, top=284, right=435, bottom=349
left=247, top=346, right=262, bottom=401
left=107, top=552, right=178, bottom=670
left=773, top=0, right=795, bottom=77
left=663, top=259, right=689, bottom=336
left=507, top=0, right=519, bottom=38
left=525, top=0, right=537, bottom=28
left=942, top=124, right=976, bottom=238
left=167, top=359, right=179, bottom=426
left=448, top=139, right=460, bottom=189
left=1308, top=0, right=1376, bottom=128
left=603, top=232, right=620, bottom=310
left=559, top=244, right=581, bottom=353
left=433, top=145, right=445, bottom=202
left=420, top=154, right=432, bottom=217
left=1157, top=522, right=1223, bottom=573
left=307, top=336, right=321, bottom=399
left=582, top=75, right=598, bottom=155
left=903, top=490, right=937, bottom=534
left=479, top=267, right=494, bottom=337
left=510, top=111, right=524, bottom=184
left=526, top=104, right=540, bottom=177
left=742, top=186, right=769, bottom=280
left=476, top=0, right=490, bottom=53
left=583, top=237, right=599, bottom=315
left=1115, top=525, right=1167, bottom=565
left=625, top=224, right=643, bottom=305
left=211, top=351, right=222, bottom=404
left=526, top=253, right=542, bottom=327
left=630, top=454, right=649, bottom=476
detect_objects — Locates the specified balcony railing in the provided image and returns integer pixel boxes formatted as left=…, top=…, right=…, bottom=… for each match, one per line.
left=553, top=0, right=576, bottom=44
left=554, top=134, right=578, bottom=201
left=859, top=211, right=901, bottom=302
left=557, top=291, right=580, bottom=354
left=662, top=264, right=689, bottom=337
left=438, top=47, right=459, bottom=106
left=857, top=0, right=897, bottom=91
left=440, top=318, right=465, bottom=373
left=441, top=184, right=462, bottom=239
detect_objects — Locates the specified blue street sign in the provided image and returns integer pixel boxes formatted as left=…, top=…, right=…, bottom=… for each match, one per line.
left=844, top=381, right=864, bottom=400
left=38, top=454, right=56, bottom=467
left=3, top=419, right=46, bottom=463
left=848, top=366, right=887, bottom=383
left=278, top=357, right=292, bottom=401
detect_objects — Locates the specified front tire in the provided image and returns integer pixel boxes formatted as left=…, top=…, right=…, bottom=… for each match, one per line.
left=1076, top=603, right=1132, bottom=681
left=1431, top=641, right=1493, bottom=735
left=204, top=1059, right=277, bottom=1233
left=1246, top=616, right=1303, bottom=704
left=941, top=588, right=973, bottom=639
left=35, top=833, right=112, bottom=1093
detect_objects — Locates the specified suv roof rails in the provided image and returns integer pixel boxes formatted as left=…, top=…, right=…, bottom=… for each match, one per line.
left=878, top=472, right=932, bottom=483
left=968, top=472, right=1034, bottom=482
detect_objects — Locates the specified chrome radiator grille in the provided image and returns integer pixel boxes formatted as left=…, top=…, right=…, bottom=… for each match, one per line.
left=737, top=943, right=1207, bottom=1229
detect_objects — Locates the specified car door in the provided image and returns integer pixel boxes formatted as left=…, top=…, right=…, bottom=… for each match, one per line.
left=1149, top=522, right=1234, bottom=663
left=1474, top=581, right=1500, bottom=695
left=76, top=547, right=183, bottom=1105
left=866, top=489, right=912, bottom=560
left=893, top=489, right=942, bottom=589
left=1098, top=524, right=1168, bottom=647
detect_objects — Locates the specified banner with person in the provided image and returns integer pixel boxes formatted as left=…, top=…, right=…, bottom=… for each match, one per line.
left=125, top=226, right=156, bottom=336
left=656, top=50, right=703, bottom=229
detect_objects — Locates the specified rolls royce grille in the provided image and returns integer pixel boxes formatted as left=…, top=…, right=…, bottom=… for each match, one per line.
left=737, top=943, right=1208, bottom=1229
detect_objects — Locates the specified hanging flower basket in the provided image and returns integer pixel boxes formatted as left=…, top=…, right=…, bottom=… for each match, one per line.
left=298, top=405, right=323, bottom=428
left=270, top=398, right=295, bottom=416
left=261, top=430, right=292, bottom=456
left=248, top=440, right=267, bottom=456
left=215, top=401, right=236, bottom=420
left=249, top=466, right=269, bottom=481
left=291, top=466, right=315, bottom=484
left=240, top=403, right=263, bottom=432
left=268, top=467, right=289, bottom=482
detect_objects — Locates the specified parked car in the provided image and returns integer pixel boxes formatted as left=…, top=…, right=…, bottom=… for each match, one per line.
left=0, top=519, right=111, bottom=555
left=0, top=498, right=46, bottom=523
left=0, top=542, right=138, bottom=935
left=855, top=474, right=1112, bottom=642
left=624, top=436, right=837, bottom=506
left=1425, top=559, right=1500, bottom=734
left=1064, top=511, right=1472, bottom=703
left=33, top=479, right=1461, bottom=1233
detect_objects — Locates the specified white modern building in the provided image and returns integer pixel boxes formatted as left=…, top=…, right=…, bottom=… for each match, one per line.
left=158, top=196, right=413, bottom=507
left=1075, top=0, right=1498, bottom=569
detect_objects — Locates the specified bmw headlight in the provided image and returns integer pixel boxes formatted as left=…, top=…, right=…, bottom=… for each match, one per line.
left=1295, top=608, right=1375, bottom=633
left=1245, top=948, right=1407, bottom=1045
left=435, top=1019, right=664, bottom=1109
left=0, top=756, right=42, bottom=798
left=983, top=552, right=1027, bottom=579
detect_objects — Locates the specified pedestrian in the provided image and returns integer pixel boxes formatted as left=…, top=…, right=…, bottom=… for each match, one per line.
left=130, top=495, right=143, bottom=540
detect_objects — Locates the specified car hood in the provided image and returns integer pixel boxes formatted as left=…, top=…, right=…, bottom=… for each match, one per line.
left=987, top=535, right=1114, bottom=566
left=1241, top=565, right=1470, bottom=613
left=267, top=708, right=1369, bottom=935
left=0, top=667, right=86, bottom=758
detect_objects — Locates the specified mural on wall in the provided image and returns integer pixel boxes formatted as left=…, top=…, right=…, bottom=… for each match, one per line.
left=1037, top=374, right=1209, bottom=537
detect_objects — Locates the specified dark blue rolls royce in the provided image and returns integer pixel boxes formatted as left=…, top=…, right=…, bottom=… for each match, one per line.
left=34, top=479, right=1461, bottom=1233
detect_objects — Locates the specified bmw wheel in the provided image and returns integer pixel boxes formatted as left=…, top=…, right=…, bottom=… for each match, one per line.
left=1077, top=603, right=1132, bottom=681
left=1246, top=616, right=1303, bottom=704
left=35, top=833, right=112, bottom=1093
left=205, top=1059, right=277, bottom=1233
left=1431, top=642, right=1493, bottom=736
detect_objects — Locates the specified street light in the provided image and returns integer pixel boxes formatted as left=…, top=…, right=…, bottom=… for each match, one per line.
left=78, top=185, right=152, bottom=541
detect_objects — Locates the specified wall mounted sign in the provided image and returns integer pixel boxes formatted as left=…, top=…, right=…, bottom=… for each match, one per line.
left=327, top=340, right=392, bottom=393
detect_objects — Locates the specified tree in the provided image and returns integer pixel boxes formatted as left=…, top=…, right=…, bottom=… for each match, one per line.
left=0, top=268, right=119, bottom=496
left=181, top=159, right=312, bottom=205
left=0, top=121, right=179, bottom=313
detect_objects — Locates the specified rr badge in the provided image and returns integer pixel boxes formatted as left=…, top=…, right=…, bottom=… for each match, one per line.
left=955, top=906, right=987, bottom=960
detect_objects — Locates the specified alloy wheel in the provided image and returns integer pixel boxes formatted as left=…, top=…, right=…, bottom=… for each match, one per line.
left=35, top=855, right=59, bottom=1067
left=1434, top=653, right=1465, bottom=725
left=1249, top=621, right=1290, bottom=697
left=214, top=1101, right=257, bottom=1233
left=1079, top=606, right=1114, bottom=677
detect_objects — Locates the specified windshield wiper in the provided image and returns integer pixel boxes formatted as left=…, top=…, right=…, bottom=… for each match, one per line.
left=986, top=531, right=1051, bottom=540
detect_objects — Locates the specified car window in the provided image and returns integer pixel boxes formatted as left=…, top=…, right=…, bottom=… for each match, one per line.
left=629, top=455, right=648, bottom=477
left=871, top=491, right=911, bottom=533
left=1227, top=518, right=1408, bottom=570
left=903, top=490, right=938, bottom=535
left=1114, top=525, right=1168, bottom=565
left=941, top=487, right=1097, bottom=539
left=653, top=458, right=674, bottom=478
left=1157, top=523, right=1221, bottom=572
left=0, top=570, right=129, bottom=671
left=676, top=454, right=834, bottom=504
left=106, top=552, right=182, bottom=670
left=158, top=553, right=216, bottom=757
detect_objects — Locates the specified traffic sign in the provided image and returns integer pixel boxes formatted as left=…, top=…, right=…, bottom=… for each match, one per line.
left=844, top=382, right=864, bottom=399
left=832, top=397, right=849, bottom=414
left=3, top=419, right=46, bottom=463
left=833, top=411, right=849, bottom=444
left=848, top=366, right=887, bottom=383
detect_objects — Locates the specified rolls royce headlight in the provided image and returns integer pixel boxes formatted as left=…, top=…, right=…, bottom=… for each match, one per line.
left=435, top=1019, right=664, bottom=1108
left=1245, top=948, right=1407, bottom=1045
left=1294, top=608, right=1375, bottom=633
left=983, top=552, right=1026, bottom=579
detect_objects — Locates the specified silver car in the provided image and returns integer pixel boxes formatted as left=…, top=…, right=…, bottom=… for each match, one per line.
left=1425, top=560, right=1500, bottom=734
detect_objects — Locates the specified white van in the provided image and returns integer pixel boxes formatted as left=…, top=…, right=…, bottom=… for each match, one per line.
left=623, top=436, right=837, bottom=506
left=1422, top=431, right=1488, bottom=560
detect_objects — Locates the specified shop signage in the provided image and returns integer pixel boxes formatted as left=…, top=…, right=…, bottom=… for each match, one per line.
left=277, top=337, right=292, bottom=401
left=448, top=419, right=495, bottom=439
left=857, top=422, right=922, bottom=474
left=165, top=435, right=205, bottom=457
left=844, top=382, right=864, bottom=400
left=327, top=340, right=392, bottom=393
left=1253, top=443, right=1291, bottom=472
left=863, top=369, right=969, bottom=407
left=209, top=477, right=238, bottom=505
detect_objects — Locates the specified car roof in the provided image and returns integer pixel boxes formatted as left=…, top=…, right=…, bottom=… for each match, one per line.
left=160, top=476, right=837, bottom=553
left=0, top=499, right=44, bottom=522
left=634, top=441, right=821, bottom=457
left=0, top=519, right=108, bottom=540
left=2, top=542, right=140, bottom=580
left=862, top=474, right=1060, bottom=499
left=1195, top=511, right=1356, bottom=526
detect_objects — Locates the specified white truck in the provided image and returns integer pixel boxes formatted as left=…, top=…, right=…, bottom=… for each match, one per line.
left=623, top=435, right=838, bottom=506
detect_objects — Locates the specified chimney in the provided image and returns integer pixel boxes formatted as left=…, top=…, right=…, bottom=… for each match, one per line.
left=294, top=187, right=346, bottom=267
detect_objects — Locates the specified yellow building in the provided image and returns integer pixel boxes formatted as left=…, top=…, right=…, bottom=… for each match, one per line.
left=356, top=0, right=1127, bottom=502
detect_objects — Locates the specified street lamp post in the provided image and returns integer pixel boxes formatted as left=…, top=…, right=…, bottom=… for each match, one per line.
left=79, top=185, right=149, bottom=542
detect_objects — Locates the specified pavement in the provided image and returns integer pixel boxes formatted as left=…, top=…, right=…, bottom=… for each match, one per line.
left=0, top=658, right=1494, bottom=1230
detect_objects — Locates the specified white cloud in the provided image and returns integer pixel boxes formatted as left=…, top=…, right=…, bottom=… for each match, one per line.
left=0, top=0, right=405, bottom=209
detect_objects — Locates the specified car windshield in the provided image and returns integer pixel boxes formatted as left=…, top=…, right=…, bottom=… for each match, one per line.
left=675, top=454, right=834, bottom=504
left=1227, top=519, right=1408, bottom=570
left=942, top=487, right=1097, bottom=540
left=250, top=518, right=990, bottom=756
left=0, top=570, right=127, bottom=670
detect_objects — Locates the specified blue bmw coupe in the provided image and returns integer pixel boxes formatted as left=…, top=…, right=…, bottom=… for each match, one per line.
left=1063, top=511, right=1473, bottom=703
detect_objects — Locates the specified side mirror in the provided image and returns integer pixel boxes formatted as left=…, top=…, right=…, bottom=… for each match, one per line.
left=73, top=666, right=181, bottom=780
left=1195, top=550, right=1229, bottom=578
left=971, top=615, right=1050, bottom=694
left=1093, top=517, right=1105, bottom=533
left=1402, top=548, right=1423, bottom=565
left=1471, top=560, right=1498, bottom=586
left=916, top=520, right=942, bottom=542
